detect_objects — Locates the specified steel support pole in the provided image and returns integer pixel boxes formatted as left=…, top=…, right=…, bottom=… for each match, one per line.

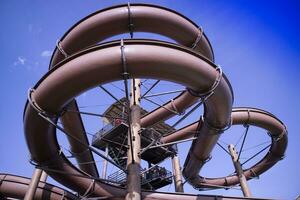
left=40, top=171, right=48, bottom=182
left=228, top=144, right=252, bottom=197
left=24, top=168, right=43, bottom=200
left=125, top=79, right=141, bottom=200
left=102, top=145, right=109, bottom=179
left=172, top=153, right=184, bottom=192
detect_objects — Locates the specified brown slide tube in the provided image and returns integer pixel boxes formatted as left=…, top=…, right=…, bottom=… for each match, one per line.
left=161, top=108, right=287, bottom=189
left=48, top=3, right=215, bottom=177
left=0, top=173, right=78, bottom=200
left=24, top=40, right=233, bottom=198
left=0, top=174, right=273, bottom=200
left=161, top=120, right=200, bottom=143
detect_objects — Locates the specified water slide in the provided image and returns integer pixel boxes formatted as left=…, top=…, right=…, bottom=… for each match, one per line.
left=0, top=174, right=78, bottom=199
left=1, top=3, right=287, bottom=199
left=0, top=173, right=272, bottom=200
left=164, top=108, right=287, bottom=188
left=48, top=3, right=216, bottom=179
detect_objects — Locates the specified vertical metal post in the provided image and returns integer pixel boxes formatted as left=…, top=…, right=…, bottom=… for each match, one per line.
left=228, top=144, right=252, bottom=197
left=24, top=168, right=43, bottom=200
left=125, top=79, right=141, bottom=200
left=102, top=145, right=109, bottom=179
left=172, top=153, right=184, bottom=192
left=40, top=171, right=48, bottom=182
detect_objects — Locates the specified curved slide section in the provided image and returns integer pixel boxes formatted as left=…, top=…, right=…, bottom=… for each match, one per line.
left=50, top=3, right=214, bottom=67
left=48, top=3, right=215, bottom=177
left=21, top=3, right=288, bottom=199
left=24, top=39, right=233, bottom=198
left=161, top=108, right=287, bottom=189
left=0, top=173, right=78, bottom=200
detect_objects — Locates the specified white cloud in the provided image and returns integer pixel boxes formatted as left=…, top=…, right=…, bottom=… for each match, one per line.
left=13, top=56, right=26, bottom=66
left=41, top=50, right=52, bottom=57
left=11, top=56, right=42, bottom=72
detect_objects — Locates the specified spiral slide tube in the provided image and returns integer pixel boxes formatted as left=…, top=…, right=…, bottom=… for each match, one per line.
left=48, top=3, right=216, bottom=178
left=24, top=39, right=233, bottom=198
left=162, top=108, right=287, bottom=189
left=0, top=174, right=272, bottom=200
left=0, top=174, right=79, bottom=200
left=19, top=3, right=287, bottom=199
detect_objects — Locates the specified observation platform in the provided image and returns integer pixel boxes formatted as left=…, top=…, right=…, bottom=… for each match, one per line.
left=108, top=165, right=173, bottom=190
left=91, top=98, right=176, bottom=190
left=92, top=121, right=176, bottom=164
left=92, top=98, right=177, bottom=165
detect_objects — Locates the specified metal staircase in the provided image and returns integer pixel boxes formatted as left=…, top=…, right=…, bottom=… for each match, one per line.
left=107, top=146, right=127, bottom=169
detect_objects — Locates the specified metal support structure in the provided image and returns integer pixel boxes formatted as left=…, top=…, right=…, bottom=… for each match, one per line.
left=31, top=107, right=126, bottom=172
left=147, top=137, right=197, bottom=150
left=99, top=85, right=125, bottom=106
left=18, top=4, right=287, bottom=200
left=241, top=143, right=271, bottom=166
left=24, top=168, right=43, bottom=200
left=238, top=125, right=249, bottom=160
left=170, top=101, right=203, bottom=131
left=142, top=89, right=185, bottom=98
left=143, top=97, right=178, bottom=115
left=171, top=153, right=184, bottom=192
left=228, top=144, right=252, bottom=197
left=40, top=171, right=48, bottom=182
left=125, top=79, right=141, bottom=200
left=102, top=146, right=109, bottom=179
left=140, top=80, right=160, bottom=99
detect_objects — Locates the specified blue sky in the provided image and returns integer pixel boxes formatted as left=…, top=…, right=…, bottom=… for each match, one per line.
left=0, top=0, right=299, bottom=199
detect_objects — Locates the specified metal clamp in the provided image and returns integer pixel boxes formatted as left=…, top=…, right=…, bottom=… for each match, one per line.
left=244, top=109, right=251, bottom=126
left=269, top=150, right=285, bottom=160
left=29, top=147, right=63, bottom=169
left=127, top=2, right=134, bottom=38
left=58, top=147, right=63, bottom=156
left=249, top=169, right=259, bottom=179
left=200, top=116, right=232, bottom=134
left=120, top=39, right=130, bottom=80
left=27, top=88, right=59, bottom=118
left=82, top=179, right=95, bottom=198
left=0, top=174, right=7, bottom=186
left=29, top=155, right=60, bottom=170
left=170, top=99, right=185, bottom=116
left=187, top=65, right=223, bottom=99
left=29, top=158, right=38, bottom=167
left=191, top=26, right=204, bottom=49
left=224, top=177, right=228, bottom=186
left=67, top=148, right=90, bottom=157
left=56, top=40, right=69, bottom=58
left=273, top=129, right=285, bottom=142
left=203, top=155, right=212, bottom=164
